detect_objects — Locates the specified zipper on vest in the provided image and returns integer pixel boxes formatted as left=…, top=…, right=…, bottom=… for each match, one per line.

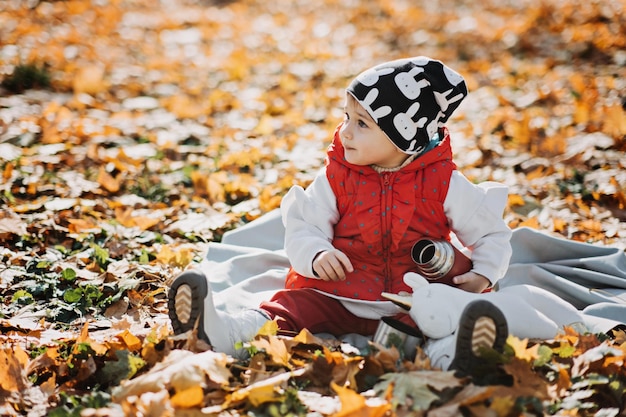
left=381, top=172, right=392, bottom=293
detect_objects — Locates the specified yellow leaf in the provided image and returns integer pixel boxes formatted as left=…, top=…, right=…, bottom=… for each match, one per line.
left=507, top=335, right=539, bottom=362
left=250, top=336, right=291, bottom=368
left=489, top=396, right=516, bottom=415
left=259, top=187, right=284, bottom=212
left=292, top=328, right=323, bottom=345
left=155, top=245, right=195, bottom=268
left=170, top=385, right=204, bottom=408
left=207, top=174, right=226, bottom=203
left=247, top=384, right=281, bottom=407
left=257, top=320, right=279, bottom=337
left=255, top=114, right=275, bottom=135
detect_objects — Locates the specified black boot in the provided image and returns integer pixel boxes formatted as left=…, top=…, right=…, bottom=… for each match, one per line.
left=168, top=270, right=269, bottom=358
left=449, top=300, right=509, bottom=383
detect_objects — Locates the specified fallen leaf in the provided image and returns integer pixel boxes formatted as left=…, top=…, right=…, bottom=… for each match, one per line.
left=112, top=349, right=232, bottom=401
left=332, top=382, right=391, bottom=417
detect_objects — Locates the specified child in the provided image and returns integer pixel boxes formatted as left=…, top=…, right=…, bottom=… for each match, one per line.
left=168, top=56, right=513, bottom=370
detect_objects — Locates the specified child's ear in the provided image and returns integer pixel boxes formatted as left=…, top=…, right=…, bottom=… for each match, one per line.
left=403, top=272, right=429, bottom=290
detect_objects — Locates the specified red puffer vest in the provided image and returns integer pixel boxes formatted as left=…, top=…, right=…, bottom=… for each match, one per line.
left=285, top=126, right=456, bottom=300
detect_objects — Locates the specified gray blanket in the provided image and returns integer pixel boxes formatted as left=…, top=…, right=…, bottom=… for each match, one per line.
left=199, top=209, right=626, bottom=334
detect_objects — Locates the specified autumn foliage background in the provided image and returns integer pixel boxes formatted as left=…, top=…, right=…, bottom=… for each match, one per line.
left=0, top=0, right=625, bottom=416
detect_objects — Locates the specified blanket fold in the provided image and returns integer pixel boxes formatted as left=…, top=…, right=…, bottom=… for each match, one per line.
left=199, top=210, right=626, bottom=335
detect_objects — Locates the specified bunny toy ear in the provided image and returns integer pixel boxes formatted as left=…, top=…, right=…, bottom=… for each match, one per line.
left=403, top=272, right=429, bottom=290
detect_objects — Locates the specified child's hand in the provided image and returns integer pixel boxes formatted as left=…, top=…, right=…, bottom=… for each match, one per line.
left=312, top=250, right=354, bottom=281
left=452, top=272, right=490, bottom=293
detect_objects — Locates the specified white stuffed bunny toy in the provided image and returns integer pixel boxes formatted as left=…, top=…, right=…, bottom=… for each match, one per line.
left=402, top=272, right=585, bottom=341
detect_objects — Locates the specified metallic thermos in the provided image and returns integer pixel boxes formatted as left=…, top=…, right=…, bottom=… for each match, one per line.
left=372, top=316, right=423, bottom=360
left=410, top=238, right=472, bottom=286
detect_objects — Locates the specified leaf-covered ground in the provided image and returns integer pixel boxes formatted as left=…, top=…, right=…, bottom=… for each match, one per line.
left=1, top=0, right=625, bottom=415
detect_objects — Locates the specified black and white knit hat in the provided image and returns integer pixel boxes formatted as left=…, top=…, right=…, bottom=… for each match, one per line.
left=346, top=56, right=468, bottom=155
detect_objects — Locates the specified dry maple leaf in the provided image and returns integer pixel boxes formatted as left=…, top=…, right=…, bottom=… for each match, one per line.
left=507, top=335, right=540, bottom=363
left=250, top=335, right=291, bottom=368
left=495, top=356, right=550, bottom=400
left=373, top=371, right=461, bottom=412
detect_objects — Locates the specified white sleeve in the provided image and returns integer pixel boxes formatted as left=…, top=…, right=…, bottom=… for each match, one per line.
left=444, top=171, right=513, bottom=285
left=280, top=167, right=339, bottom=278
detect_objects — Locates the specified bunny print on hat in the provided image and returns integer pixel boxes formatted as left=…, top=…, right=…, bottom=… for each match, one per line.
left=347, top=56, right=468, bottom=155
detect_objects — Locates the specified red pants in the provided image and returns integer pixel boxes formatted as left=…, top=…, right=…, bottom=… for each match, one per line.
left=259, top=288, right=416, bottom=337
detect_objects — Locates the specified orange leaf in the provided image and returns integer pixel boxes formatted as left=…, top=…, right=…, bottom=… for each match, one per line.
left=73, top=65, right=106, bottom=95
left=2, top=162, right=13, bottom=182
left=0, top=344, right=30, bottom=392
left=507, top=194, right=525, bottom=207
left=115, top=207, right=160, bottom=231
left=602, top=104, right=626, bottom=138
left=117, top=329, right=142, bottom=351
left=115, top=207, right=135, bottom=228
left=518, top=217, right=539, bottom=229
left=97, top=166, right=120, bottom=193
left=526, top=166, right=545, bottom=181
left=171, top=385, right=204, bottom=408
left=67, top=217, right=100, bottom=234
left=331, top=382, right=390, bottom=417
left=132, top=216, right=161, bottom=231
left=76, top=322, right=109, bottom=355
left=257, top=320, right=279, bottom=337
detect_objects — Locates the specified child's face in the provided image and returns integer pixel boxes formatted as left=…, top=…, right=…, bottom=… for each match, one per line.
left=340, top=94, right=409, bottom=168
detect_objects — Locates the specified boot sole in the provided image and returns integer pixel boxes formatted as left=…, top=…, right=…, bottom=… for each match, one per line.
left=450, top=299, right=508, bottom=375
left=168, top=270, right=209, bottom=343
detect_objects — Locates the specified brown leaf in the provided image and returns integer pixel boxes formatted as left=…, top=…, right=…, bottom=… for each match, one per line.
left=497, top=356, right=550, bottom=400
